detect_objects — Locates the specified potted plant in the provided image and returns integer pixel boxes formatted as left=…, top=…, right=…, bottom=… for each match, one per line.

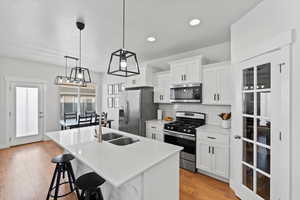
left=218, top=112, right=231, bottom=129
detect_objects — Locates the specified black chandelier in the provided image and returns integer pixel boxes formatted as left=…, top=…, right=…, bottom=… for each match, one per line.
left=70, top=21, right=92, bottom=84
left=107, top=0, right=140, bottom=77
left=55, top=56, right=88, bottom=87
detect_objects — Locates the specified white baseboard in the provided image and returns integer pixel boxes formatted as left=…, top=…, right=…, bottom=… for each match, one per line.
left=196, top=169, right=229, bottom=183
left=0, top=143, right=9, bottom=150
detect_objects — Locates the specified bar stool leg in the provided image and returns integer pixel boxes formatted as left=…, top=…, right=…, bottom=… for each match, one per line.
left=85, top=190, right=91, bottom=200
left=66, top=166, right=74, bottom=192
left=96, top=188, right=104, bottom=200
left=67, top=162, right=81, bottom=199
left=46, top=165, right=58, bottom=200
left=53, top=165, right=62, bottom=200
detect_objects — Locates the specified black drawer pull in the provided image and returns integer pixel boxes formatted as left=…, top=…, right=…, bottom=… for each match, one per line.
left=207, top=136, right=216, bottom=140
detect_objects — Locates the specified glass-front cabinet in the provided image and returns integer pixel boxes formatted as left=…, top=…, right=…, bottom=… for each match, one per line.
left=242, top=63, right=271, bottom=200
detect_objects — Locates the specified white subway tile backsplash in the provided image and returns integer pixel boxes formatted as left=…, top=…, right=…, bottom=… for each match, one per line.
left=159, top=103, right=231, bottom=126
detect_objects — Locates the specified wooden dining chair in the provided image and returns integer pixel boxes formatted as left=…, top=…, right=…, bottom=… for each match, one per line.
left=64, top=112, right=77, bottom=122
left=77, top=115, right=92, bottom=128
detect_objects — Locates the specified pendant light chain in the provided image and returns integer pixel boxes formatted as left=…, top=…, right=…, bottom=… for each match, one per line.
left=122, top=0, right=125, bottom=49
left=107, top=0, right=140, bottom=77
left=65, top=56, right=68, bottom=76
left=79, top=29, right=82, bottom=68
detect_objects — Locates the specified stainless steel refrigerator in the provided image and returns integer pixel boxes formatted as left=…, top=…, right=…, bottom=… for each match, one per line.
left=119, top=87, right=158, bottom=137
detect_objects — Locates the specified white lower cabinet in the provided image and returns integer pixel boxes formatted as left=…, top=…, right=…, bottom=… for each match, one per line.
left=197, top=141, right=211, bottom=172
left=146, top=121, right=165, bottom=142
left=196, top=130, right=229, bottom=180
left=211, top=144, right=228, bottom=178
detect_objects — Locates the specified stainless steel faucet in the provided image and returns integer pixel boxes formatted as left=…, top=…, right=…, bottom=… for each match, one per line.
left=94, top=113, right=108, bottom=143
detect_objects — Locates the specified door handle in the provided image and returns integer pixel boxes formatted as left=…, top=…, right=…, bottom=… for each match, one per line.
left=184, top=74, right=186, bottom=81
left=212, top=147, right=214, bottom=154
left=217, top=93, right=220, bottom=101
left=209, top=146, right=211, bottom=153
left=214, top=94, right=216, bottom=101
left=234, top=135, right=241, bottom=139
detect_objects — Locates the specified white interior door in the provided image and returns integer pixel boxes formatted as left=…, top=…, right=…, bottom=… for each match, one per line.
left=9, top=81, right=45, bottom=146
left=234, top=50, right=289, bottom=200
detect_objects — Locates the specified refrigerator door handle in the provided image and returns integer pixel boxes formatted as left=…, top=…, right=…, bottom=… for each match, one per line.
left=125, top=101, right=129, bottom=124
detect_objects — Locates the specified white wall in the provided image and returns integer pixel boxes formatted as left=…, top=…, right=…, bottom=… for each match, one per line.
left=231, top=0, right=293, bottom=62
left=0, top=56, right=103, bottom=148
left=231, top=0, right=300, bottom=199
left=145, top=41, right=231, bottom=66
left=101, top=74, right=127, bottom=129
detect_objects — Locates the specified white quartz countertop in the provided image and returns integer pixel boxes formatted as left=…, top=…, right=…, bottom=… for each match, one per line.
left=46, top=126, right=182, bottom=187
left=196, top=124, right=231, bottom=135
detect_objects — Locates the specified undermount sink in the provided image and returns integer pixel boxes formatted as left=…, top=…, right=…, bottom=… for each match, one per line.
left=102, top=132, right=123, bottom=141
left=109, top=137, right=139, bottom=146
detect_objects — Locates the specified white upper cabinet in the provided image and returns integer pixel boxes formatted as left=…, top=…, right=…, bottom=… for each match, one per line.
left=153, top=72, right=171, bottom=104
left=169, top=56, right=204, bottom=85
left=125, top=66, right=153, bottom=88
left=202, top=61, right=232, bottom=105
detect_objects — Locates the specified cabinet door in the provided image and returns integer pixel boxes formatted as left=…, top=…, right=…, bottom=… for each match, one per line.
left=196, top=141, right=212, bottom=172
left=155, top=133, right=164, bottom=142
left=202, top=68, right=217, bottom=104
left=171, top=64, right=186, bottom=84
left=211, top=145, right=229, bottom=178
left=185, top=60, right=201, bottom=82
left=217, top=66, right=231, bottom=105
left=146, top=124, right=152, bottom=139
left=154, top=88, right=163, bottom=103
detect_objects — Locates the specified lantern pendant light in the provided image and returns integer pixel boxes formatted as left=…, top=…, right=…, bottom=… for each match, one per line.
left=70, top=21, right=92, bottom=84
left=107, top=0, right=140, bottom=77
left=55, top=56, right=87, bottom=87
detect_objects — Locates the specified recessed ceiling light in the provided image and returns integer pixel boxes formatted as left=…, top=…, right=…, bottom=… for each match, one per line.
left=147, top=36, right=156, bottom=42
left=189, top=18, right=201, bottom=26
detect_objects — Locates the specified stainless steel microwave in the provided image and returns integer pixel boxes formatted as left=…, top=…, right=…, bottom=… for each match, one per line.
left=170, top=83, right=202, bottom=103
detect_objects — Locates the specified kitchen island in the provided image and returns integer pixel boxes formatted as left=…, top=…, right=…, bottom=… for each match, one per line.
left=46, top=126, right=183, bottom=200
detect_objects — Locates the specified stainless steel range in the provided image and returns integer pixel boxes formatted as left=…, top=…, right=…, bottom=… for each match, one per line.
left=163, top=111, right=206, bottom=172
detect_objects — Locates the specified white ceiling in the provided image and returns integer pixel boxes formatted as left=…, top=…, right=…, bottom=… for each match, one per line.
left=0, top=0, right=262, bottom=72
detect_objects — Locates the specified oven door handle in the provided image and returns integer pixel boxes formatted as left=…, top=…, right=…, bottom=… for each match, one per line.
left=163, top=130, right=196, bottom=141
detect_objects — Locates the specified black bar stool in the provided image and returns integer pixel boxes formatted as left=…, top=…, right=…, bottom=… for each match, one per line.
left=46, top=154, right=80, bottom=200
left=75, top=172, right=105, bottom=200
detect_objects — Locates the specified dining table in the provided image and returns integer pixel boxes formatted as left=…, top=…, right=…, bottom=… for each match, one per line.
left=59, top=119, right=114, bottom=130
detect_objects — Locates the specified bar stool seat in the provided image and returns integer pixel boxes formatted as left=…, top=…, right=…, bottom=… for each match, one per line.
left=51, top=154, right=75, bottom=163
left=76, top=172, right=105, bottom=200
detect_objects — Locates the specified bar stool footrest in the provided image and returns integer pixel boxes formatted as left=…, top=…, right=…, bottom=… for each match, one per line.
left=49, top=181, right=77, bottom=198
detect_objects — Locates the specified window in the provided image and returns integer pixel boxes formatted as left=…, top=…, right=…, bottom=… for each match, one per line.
left=59, top=85, right=96, bottom=119
left=80, top=96, right=96, bottom=113
left=60, top=95, right=78, bottom=118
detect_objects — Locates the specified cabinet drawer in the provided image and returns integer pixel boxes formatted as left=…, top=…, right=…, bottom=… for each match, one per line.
left=197, top=132, right=229, bottom=145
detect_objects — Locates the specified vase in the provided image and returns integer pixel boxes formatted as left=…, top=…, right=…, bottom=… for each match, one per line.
left=221, top=119, right=231, bottom=129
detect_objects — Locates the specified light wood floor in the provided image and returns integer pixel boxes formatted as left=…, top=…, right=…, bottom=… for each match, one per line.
left=0, top=141, right=239, bottom=200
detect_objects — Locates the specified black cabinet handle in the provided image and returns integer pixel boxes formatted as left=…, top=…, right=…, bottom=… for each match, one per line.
left=214, top=94, right=216, bottom=101
left=212, top=147, right=215, bottom=154
left=209, top=146, right=211, bottom=153
left=207, top=136, right=216, bottom=140
left=217, top=93, right=220, bottom=101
